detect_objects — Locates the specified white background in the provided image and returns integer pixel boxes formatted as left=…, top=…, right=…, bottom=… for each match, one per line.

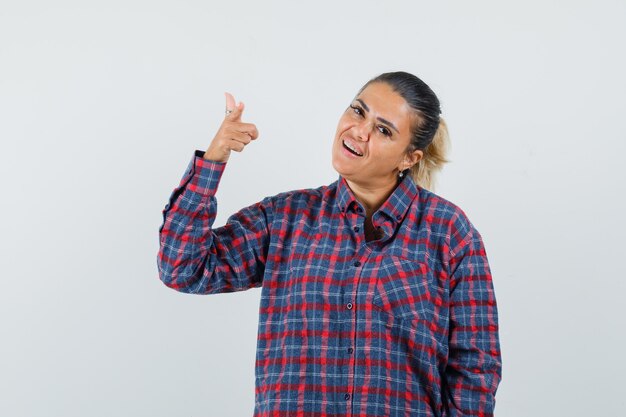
left=1, top=1, right=625, bottom=416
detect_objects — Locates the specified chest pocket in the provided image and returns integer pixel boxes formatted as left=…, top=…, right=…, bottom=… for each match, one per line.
left=372, top=257, right=435, bottom=322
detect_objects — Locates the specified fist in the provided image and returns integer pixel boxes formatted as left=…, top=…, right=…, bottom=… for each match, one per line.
left=203, top=92, right=259, bottom=163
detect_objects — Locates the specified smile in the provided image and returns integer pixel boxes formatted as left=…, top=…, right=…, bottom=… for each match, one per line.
left=342, top=140, right=363, bottom=157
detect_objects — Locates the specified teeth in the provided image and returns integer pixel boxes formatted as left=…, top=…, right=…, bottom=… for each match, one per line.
left=343, top=140, right=363, bottom=156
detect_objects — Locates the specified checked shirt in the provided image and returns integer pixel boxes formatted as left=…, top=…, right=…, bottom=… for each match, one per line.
left=157, top=150, right=502, bottom=417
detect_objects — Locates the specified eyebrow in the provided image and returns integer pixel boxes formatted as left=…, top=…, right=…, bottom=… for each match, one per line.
left=355, top=99, right=400, bottom=134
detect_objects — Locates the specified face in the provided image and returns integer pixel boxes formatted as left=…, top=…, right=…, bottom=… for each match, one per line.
left=331, top=82, right=422, bottom=187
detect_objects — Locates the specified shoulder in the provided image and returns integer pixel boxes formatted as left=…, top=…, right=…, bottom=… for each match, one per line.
left=417, top=187, right=481, bottom=256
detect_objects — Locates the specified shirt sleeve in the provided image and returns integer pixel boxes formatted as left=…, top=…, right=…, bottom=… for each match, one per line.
left=443, top=217, right=502, bottom=417
left=157, top=150, right=273, bottom=294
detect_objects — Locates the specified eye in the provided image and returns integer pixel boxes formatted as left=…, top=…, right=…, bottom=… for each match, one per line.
left=350, top=104, right=364, bottom=117
left=377, top=125, right=392, bottom=137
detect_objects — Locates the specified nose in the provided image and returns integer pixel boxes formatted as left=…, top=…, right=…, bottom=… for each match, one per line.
left=353, top=119, right=372, bottom=142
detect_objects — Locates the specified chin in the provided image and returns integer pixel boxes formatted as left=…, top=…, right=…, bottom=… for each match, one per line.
left=331, top=156, right=345, bottom=177
left=332, top=162, right=358, bottom=182
left=331, top=149, right=350, bottom=176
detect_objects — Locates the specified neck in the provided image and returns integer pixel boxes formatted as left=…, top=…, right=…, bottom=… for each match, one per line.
left=345, top=176, right=400, bottom=217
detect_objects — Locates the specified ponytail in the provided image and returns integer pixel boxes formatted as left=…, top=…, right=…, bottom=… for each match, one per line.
left=409, top=117, right=450, bottom=191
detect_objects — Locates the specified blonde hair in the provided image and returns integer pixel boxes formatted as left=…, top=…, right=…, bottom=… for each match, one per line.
left=408, top=117, right=451, bottom=191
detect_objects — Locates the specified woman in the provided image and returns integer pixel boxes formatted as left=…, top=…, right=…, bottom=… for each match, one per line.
left=157, top=71, right=502, bottom=417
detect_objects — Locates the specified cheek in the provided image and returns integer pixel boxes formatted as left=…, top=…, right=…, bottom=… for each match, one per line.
left=335, top=115, right=352, bottom=134
left=332, top=123, right=341, bottom=139
left=374, top=143, right=400, bottom=162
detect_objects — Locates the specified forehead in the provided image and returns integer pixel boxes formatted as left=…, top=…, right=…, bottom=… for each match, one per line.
left=356, top=82, right=413, bottom=131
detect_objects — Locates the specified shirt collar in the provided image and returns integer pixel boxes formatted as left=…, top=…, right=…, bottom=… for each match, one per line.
left=336, top=174, right=419, bottom=226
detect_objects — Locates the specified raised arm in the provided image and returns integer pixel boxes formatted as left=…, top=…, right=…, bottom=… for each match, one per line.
left=443, top=216, right=502, bottom=416
left=157, top=93, right=269, bottom=294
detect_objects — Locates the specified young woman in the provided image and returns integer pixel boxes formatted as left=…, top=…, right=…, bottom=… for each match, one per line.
left=158, top=71, right=502, bottom=417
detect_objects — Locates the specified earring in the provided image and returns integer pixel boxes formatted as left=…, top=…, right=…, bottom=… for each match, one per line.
left=398, top=170, right=405, bottom=178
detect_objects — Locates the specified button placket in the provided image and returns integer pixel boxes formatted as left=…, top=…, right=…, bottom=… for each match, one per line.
left=344, top=248, right=367, bottom=410
left=351, top=212, right=364, bottom=239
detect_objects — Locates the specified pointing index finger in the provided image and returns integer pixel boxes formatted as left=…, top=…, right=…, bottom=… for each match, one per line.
left=224, top=92, right=236, bottom=114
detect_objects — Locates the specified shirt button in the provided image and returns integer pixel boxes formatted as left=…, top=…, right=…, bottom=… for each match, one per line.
left=347, top=347, right=354, bottom=354
left=354, top=261, right=361, bottom=267
left=346, top=302, right=353, bottom=309
left=353, top=226, right=359, bottom=232
left=396, top=215, right=402, bottom=221
left=356, top=207, right=363, bottom=213
left=344, top=393, right=351, bottom=400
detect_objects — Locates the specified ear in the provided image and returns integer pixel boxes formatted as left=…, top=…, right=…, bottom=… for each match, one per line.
left=400, top=149, right=423, bottom=171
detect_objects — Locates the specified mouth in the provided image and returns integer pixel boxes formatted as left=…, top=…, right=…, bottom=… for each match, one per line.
left=342, top=139, right=363, bottom=157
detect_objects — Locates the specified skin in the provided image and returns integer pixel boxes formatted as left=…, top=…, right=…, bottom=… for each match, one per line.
left=203, top=92, right=259, bottom=163
left=204, top=83, right=423, bottom=239
left=331, top=82, right=423, bottom=219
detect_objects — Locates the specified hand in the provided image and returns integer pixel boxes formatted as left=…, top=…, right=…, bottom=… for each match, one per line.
left=203, top=92, right=259, bottom=163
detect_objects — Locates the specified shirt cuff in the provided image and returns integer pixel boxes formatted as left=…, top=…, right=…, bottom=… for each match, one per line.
left=181, top=150, right=227, bottom=196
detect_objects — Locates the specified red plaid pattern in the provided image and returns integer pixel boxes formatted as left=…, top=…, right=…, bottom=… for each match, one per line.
left=158, top=150, right=502, bottom=416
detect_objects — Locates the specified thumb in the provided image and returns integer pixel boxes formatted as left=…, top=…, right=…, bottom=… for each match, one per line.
left=224, top=92, right=244, bottom=121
